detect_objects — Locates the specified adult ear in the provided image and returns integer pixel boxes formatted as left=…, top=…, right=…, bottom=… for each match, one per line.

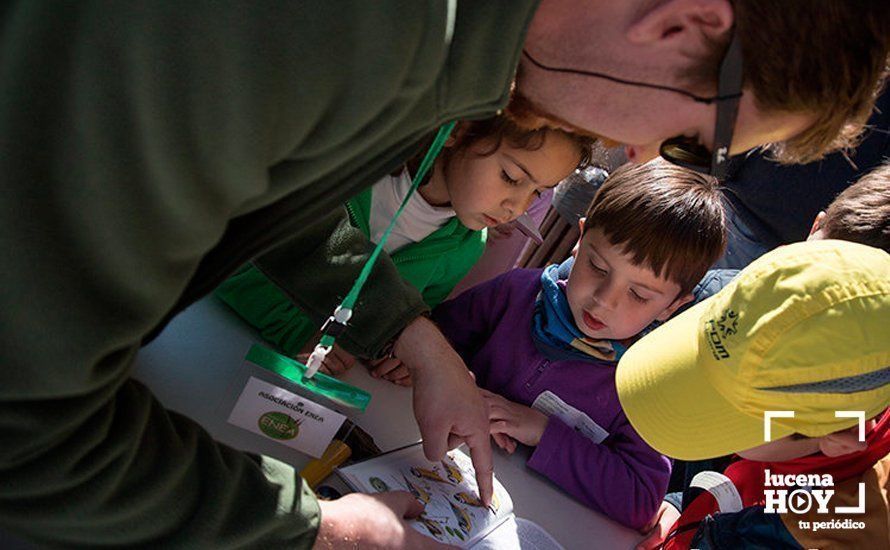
left=807, top=211, right=827, bottom=241
left=626, top=0, right=733, bottom=54
left=655, top=292, right=694, bottom=322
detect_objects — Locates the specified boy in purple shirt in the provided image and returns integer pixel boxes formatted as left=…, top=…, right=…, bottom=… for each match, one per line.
left=433, top=160, right=728, bottom=529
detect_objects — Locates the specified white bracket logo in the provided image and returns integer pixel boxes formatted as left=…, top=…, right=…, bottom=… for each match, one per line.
left=763, top=410, right=795, bottom=442
left=762, top=410, right=866, bottom=442
left=762, top=410, right=867, bottom=515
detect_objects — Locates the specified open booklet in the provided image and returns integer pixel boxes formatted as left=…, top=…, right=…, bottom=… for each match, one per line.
left=338, top=443, right=564, bottom=549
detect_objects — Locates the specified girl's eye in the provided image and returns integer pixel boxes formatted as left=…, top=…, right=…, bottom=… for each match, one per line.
left=630, top=290, right=649, bottom=304
left=500, top=170, right=520, bottom=186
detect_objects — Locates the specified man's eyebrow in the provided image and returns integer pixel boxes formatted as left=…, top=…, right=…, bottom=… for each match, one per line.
left=504, top=153, right=539, bottom=184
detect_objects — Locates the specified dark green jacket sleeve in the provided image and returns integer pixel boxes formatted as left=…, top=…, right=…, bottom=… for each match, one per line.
left=253, top=209, right=429, bottom=359
left=218, top=208, right=485, bottom=358
left=216, top=204, right=429, bottom=359
left=0, top=1, right=476, bottom=546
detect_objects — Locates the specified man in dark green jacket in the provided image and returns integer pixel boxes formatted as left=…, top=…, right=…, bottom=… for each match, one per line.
left=2, top=1, right=888, bottom=547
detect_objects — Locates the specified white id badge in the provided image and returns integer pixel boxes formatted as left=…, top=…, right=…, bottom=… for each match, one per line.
left=532, top=390, right=609, bottom=444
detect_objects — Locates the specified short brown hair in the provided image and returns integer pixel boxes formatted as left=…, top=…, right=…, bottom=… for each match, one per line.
left=584, top=160, right=727, bottom=295
left=691, top=1, right=890, bottom=164
left=822, top=163, right=890, bottom=253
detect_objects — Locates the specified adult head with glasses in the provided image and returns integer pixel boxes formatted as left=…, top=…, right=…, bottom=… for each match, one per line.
left=509, top=0, right=890, bottom=178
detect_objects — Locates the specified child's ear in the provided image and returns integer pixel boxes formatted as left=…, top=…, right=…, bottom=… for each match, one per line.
left=572, top=218, right=586, bottom=258
left=445, top=122, right=468, bottom=148
left=819, top=426, right=868, bottom=458
left=655, top=292, right=694, bottom=322
left=807, top=211, right=827, bottom=241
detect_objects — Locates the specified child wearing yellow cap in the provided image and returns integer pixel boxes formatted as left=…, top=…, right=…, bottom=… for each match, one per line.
left=622, top=240, right=890, bottom=549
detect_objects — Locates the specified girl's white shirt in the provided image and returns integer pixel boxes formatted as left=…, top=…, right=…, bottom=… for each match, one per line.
left=369, top=168, right=456, bottom=253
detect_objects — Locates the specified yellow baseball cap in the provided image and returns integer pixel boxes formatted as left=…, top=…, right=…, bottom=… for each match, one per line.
left=616, top=240, right=890, bottom=461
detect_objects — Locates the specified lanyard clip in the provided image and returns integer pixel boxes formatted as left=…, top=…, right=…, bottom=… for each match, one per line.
left=304, top=306, right=353, bottom=379
left=304, top=345, right=331, bottom=379
left=318, top=305, right=352, bottom=339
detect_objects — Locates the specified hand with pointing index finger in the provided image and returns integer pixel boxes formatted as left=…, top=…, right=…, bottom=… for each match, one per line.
left=394, top=316, right=494, bottom=506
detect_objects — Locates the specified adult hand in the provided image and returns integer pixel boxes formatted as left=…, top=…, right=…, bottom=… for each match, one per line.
left=394, top=316, right=494, bottom=505
left=481, top=389, right=548, bottom=447
left=313, top=492, right=450, bottom=549
left=636, top=501, right=681, bottom=550
left=368, top=356, right=412, bottom=386
left=491, top=431, right=518, bottom=455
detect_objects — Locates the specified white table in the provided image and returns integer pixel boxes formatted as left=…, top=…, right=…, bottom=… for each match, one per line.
left=132, top=297, right=642, bottom=549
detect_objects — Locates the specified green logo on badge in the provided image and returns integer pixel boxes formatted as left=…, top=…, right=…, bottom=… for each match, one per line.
left=258, top=411, right=300, bottom=440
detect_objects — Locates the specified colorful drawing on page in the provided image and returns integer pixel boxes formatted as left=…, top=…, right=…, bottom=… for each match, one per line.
left=453, top=491, right=485, bottom=508
left=401, top=474, right=430, bottom=504
left=410, top=465, right=449, bottom=484
left=445, top=525, right=466, bottom=541
left=452, top=490, right=501, bottom=513
left=368, top=476, right=389, bottom=492
left=441, top=459, right=463, bottom=484
left=419, top=516, right=446, bottom=539
left=338, top=443, right=539, bottom=547
left=449, top=502, right=473, bottom=535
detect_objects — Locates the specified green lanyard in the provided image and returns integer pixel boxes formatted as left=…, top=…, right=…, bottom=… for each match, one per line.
left=304, top=121, right=457, bottom=378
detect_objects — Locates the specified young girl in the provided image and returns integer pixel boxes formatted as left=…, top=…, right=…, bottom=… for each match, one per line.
left=216, top=116, right=593, bottom=383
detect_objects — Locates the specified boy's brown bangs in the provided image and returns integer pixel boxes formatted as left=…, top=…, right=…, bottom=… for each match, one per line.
left=585, top=162, right=727, bottom=295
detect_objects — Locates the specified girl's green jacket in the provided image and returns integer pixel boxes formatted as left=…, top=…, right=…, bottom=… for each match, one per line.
left=216, top=186, right=486, bottom=356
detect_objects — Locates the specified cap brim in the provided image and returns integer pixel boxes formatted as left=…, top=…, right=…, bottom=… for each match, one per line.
left=616, top=298, right=793, bottom=461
